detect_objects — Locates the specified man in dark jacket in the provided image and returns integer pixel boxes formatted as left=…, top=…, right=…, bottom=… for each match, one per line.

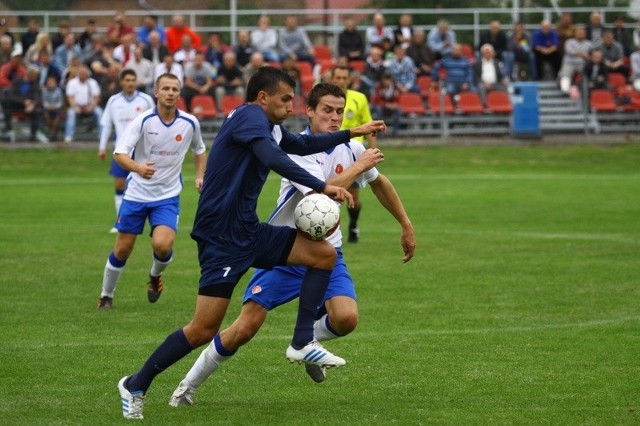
left=0, top=66, right=44, bottom=141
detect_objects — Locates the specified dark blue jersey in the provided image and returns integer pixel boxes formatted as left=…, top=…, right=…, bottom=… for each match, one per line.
left=192, top=103, right=351, bottom=248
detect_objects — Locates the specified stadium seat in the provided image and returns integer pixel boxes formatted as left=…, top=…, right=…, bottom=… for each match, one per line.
left=296, top=61, right=314, bottom=80
left=398, top=92, right=426, bottom=115
left=190, top=95, right=218, bottom=119
left=460, top=43, right=476, bottom=63
left=428, top=91, right=455, bottom=114
left=318, top=58, right=336, bottom=75
left=349, top=60, right=366, bottom=73
left=221, top=94, right=245, bottom=116
left=314, top=44, right=333, bottom=61
left=608, top=72, right=627, bottom=90
left=417, top=75, right=433, bottom=99
left=457, top=91, right=484, bottom=114
left=177, top=97, right=187, bottom=111
left=589, top=89, right=617, bottom=112
left=485, top=90, right=513, bottom=114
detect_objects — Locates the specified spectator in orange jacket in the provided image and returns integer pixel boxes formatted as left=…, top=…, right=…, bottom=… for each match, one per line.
left=165, top=15, right=201, bottom=54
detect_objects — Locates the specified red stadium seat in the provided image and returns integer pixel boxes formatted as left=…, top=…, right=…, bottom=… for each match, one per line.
left=485, top=90, right=513, bottom=114
left=398, top=92, right=426, bottom=115
left=428, top=91, right=455, bottom=114
left=189, top=95, right=218, bottom=119
left=457, top=91, right=484, bottom=114
left=608, top=73, right=627, bottom=90
left=221, top=94, right=245, bottom=116
left=589, top=89, right=617, bottom=112
left=349, top=60, right=366, bottom=73
left=417, top=75, right=433, bottom=99
left=177, top=97, right=187, bottom=111
left=314, top=44, right=333, bottom=61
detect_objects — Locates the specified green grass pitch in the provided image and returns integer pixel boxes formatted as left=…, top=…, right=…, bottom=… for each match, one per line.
left=1, top=142, right=639, bottom=424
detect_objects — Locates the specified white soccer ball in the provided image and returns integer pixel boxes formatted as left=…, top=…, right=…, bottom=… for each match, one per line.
left=294, top=193, right=341, bottom=241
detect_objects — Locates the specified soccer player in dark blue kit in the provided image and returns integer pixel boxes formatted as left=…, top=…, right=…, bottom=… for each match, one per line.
left=117, top=66, right=387, bottom=419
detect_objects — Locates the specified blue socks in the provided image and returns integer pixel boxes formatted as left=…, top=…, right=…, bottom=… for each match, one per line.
left=291, top=267, right=332, bottom=349
left=126, top=328, right=193, bottom=393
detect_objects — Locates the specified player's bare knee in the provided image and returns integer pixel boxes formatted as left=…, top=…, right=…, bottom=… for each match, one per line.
left=332, top=312, right=358, bottom=335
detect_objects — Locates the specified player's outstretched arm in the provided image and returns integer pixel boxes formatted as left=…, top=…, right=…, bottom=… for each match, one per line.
left=193, top=153, right=206, bottom=192
left=349, top=120, right=387, bottom=138
left=322, top=184, right=355, bottom=208
left=369, top=174, right=415, bottom=263
left=326, top=148, right=384, bottom=189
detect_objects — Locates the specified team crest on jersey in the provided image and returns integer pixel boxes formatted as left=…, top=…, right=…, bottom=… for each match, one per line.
left=175, top=134, right=183, bottom=142
left=346, top=110, right=355, bottom=119
left=251, top=285, right=262, bottom=294
left=335, top=164, right=344, bottom=174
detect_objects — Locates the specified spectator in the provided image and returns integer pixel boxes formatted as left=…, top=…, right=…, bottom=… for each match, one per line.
left=385, top=44, right=418, bottom=94
left=106, top=10, right=135, bottom=45
left=124, top=46, right=154, bottom=94
left=594, top=30, right=628, bottom=77
left=0, top=49, right=26, bottom=89
left=166, top=15, right=201, bottom=54
left=0, top=34, right=12, bottom=66
left=34, top=50, right=61, bottom=88
left=21, top=18, right=40, bottom=55
left=532, top=19, right=561, bottom=80
left=204, top=32, right=227, bottom=69
left=113, top=32, right=136, bottom=65
left=142, top=30, right=168, bottom=69
left=365, top=12, right=394, bottom=53
left=173, top=34, right=198, bottom=66
left=154, top=53, right=183, bottom=87
left=41, top=74, right=64, bottom=141
left=137, top=15, right=166, bottom=47
left=53, top=33, right=82, bottom=71
left=250, top=15, right=279, bottom=63
left=478, top=20, right=508, bottom=63
left=586, top=11, right=607, bottom=45
left=61, top=55, right=84, bottom=86
left=87, top=39, right=122, bottom=88
left=181, top=50, right=215, bottom=110
left=278, top=15, right=315, bottom=65
left=242, top=51, right=266, bottom=84
left=555, top=12, right=576, bottom=57
left=361, top=45, right=386, bottom=89
left=612, top=16, right=632, bottom=57
left=583, top=49, right=609, bottom=91
left=98, top=64, right=122, bottom=107
left=50, top=21, right=70, bottom=52
left=432, top=43, right=475, bottom=95
left=0, top=18, right=14, bottom=47
left=78, top=18, right=98, bottom=53
left=350, top=70, right=372, bottom=99
left=63, top=66, right=103, bottom=143
left=394, top=14, right=414, bottom=50
left=233, top=30, right=254, bottom=69
left=338, top=17, right=365, bottom=62
left=558, top=26, right=592, bottom=94
left=0, top=66, right=45, bottom=142
left=428, top=19, right=457, bottom=60
left=631, top=44, right=640, bottom=91
left=634, top=20, right=640, bottom=50
left=405, top=30, right=434, bottom=77
left=215, top=50, right=245, bottom=110
left=24, top=32, right=53, bottom=66
left=280, top=56, right=301, bottom=82
left=474, top=44, right=508, bottom=103
left=507, top=21, right=536, bottom=81
left=371, top=72, right=401, bottom=135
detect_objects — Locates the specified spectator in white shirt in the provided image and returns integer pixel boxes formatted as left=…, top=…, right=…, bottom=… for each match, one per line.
left=473, top=44, right=508, bottom=103
left=64, top=65, right=103, bottom=143
left=125, top=46, right=154, bottom=95
left=250, top=15, right=279, bottom=63
left=154, top=53, right=184, bottom=87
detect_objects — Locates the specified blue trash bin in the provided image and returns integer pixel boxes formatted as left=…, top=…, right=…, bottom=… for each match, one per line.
left=511, top=82, right=541, bottom=138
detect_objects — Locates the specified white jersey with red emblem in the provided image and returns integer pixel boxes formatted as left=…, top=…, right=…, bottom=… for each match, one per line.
left=114, top=108, right=206, bottom=203
left=269, top=126, right=378, bottom=247
left=99, top=90, right=155, bottom=152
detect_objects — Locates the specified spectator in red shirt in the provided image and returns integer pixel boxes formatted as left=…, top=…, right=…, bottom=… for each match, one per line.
left=106, top=11, right=135, bottom=45
left=0, top=50, right=26, bottom=88
left=165, top=15, right=201, bottom=54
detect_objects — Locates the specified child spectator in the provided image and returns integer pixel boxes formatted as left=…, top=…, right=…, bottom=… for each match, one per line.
left=42, top=75, right=64, bottom=141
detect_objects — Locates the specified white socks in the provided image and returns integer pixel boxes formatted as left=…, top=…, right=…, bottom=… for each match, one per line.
left=150, top=253, right=172, bottom=277
left=101, top=259, right=124, bottom=298
left=313, top=314, right=339, bottom=341
left=184, top=341, right=231, bottom=389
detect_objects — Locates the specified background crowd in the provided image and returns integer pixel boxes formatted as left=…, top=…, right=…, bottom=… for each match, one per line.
left=1, top=9, right=640, bottom=142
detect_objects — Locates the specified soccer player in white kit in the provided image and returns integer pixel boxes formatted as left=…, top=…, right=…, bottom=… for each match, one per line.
left=168, top=83, right=415, bottom=406
left=98, top=69, right=154, bottom=233
left=97, top=73, right=207, bottom=309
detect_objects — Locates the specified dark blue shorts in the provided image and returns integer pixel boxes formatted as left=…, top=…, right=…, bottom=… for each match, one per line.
left=110, top=158, right=129, bottom=179
left=243, top=248, right=355, bottom=317
left=197, top=223, right=297, bottom=298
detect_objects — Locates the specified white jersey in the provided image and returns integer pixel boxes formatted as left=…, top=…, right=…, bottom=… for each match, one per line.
left=269, top=127, right=379, bottom=247
left=99, top=91, right=155, bottom=151
left=114, top=108, right=207, bottom=203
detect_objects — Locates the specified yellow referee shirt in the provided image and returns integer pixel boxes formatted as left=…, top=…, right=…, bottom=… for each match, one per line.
left=340, top=89, right=373, bottom=142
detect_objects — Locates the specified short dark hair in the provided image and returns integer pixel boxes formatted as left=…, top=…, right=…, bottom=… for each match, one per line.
left=306, top=83, right=346, bottom=110
left=155, top=72, right=180, bottom=88
left=331, top=65, right=351, bottom=77
left=246, top=66, right=296, bottom=102
left=119, top=68, right=137, bottom=80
